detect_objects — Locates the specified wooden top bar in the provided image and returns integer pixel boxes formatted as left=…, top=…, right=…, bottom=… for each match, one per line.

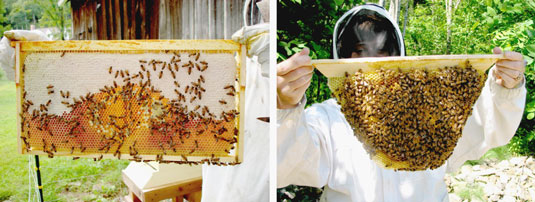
left=312, top=54, right=504, bottom=77
left=11, top=40, right=241, bottom=51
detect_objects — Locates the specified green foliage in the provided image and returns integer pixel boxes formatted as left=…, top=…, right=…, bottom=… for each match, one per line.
left=0, top=0, right=12, bottom=35
left=0, top=0, right=72, bottom=40
left=277, top=0, right=364, bottom=106
left=3, top=0, right=43, bottom=30
left=455, top=183, right=486, bottom=201
left=278, top=185, right=323, bottom=201
left=34, top=0, right=72, bottom=40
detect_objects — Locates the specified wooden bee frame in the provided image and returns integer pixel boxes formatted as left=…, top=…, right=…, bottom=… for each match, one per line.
left=14, top=40, right=246, bottom=165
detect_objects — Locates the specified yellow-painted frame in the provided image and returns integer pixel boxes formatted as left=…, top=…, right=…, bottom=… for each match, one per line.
left=13, top=40, right=245, bottom=164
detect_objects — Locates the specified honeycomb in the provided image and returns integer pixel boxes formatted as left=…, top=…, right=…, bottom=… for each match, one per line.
left=17, top=40, right=242, bottom=165
left=330, top=62, right=487, bottom=171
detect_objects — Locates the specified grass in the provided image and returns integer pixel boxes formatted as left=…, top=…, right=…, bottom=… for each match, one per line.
left=454, top=183, right=486, bottom=202
left=0, top=80, right=130, bottom=202
left=464, top=145, right=514, bottom=166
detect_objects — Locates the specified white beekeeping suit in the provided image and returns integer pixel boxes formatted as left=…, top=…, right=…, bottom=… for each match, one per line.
left=0, top=30, right=50, bottom=81
left=277, top=4, right=526, bottom=202
left=201, top=1, right=270, bottom=201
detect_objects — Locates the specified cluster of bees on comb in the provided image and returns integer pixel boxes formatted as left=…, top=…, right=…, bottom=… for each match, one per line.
left=334, top=64, right=486, bottom=170
left=19, top=51, right=240, bottom=166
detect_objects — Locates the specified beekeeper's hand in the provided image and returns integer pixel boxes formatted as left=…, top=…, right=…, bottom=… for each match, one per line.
left=0, top=30, right=50, bottom=81
left=493, top=47, right=526, bottom=89
left=232, top=24, right=269, bottom=77
left=277, top=47, right=313, bottom=109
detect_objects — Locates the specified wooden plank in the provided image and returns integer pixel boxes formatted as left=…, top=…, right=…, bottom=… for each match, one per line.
left=111, top=0, right=122, bottom=40
left=122, top=0, right=128, bottom=39
left=223, top=0, right=228, bottom=39
left=80, top=3, right=86, bottom=39
left=129, top=0, right=135, bottom=39
left=189, top=0, right=195, bottom=39
left=214, top=0, right=224, bottom=39
left=143, top=177, right=203, bottom=202
left=14, top=40, right=241, bottom=52
left=71, top=1, right=80, bottom=39
left=114, top=0, right=121, bottom=39
left=148, top=0, right=160, bottom=39
left=15, top=43, right=22, bottom=154
left=91, top=1, right=98, bottom=39
left=158, top=0, right=168, bottom=39
left=237, top=45, right=246, bottom=163
left=122, top=170, right=144, bottom=202
left=140, top=0, right=146, bottom=39
left=104, top=0, right=111, bottom=39
left=311, top=54, right=505, bottom=77
left=96, top=0, right=106, bottom=39
left=174, top=0, right=182, bottom=39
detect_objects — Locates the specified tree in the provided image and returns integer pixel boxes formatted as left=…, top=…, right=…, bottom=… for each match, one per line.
left=389, top=0, right=401, bottom=24
left=34, top=0, right=71, bottom=40
left=0, top=0, right=12, bottom=34
left=6, top=0, right=43, bottom=30
left=445, top=0, right=461, bottom=54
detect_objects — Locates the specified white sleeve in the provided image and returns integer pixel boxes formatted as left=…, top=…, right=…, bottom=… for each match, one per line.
left=277, top=98, right=332, bottom=188
left=446, top=67, right=527, bottom=172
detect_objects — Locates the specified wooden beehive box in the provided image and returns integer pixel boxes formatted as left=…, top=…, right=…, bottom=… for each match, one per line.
left=14, top=40, right=245, bottom=165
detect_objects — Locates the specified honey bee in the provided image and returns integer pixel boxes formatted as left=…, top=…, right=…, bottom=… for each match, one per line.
left=224, top=85, right=235, bottom=92
left=109, top=66, right=113, bottom=74
left=47, top=85, right=54, bottom=89
left=219, top=100, right=227, bottom=105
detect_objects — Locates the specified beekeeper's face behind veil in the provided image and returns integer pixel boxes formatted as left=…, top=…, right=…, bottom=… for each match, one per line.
left=333, top=4, right=405, bottom=59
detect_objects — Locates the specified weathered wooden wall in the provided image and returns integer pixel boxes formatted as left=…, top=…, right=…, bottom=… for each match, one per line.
left=71, top=0, right=261, bottom=40
left=71, top=0, right=160, bottom=40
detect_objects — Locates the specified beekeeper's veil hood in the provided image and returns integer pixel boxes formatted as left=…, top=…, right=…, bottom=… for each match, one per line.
left=333, top=4, right=405, bottom=59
